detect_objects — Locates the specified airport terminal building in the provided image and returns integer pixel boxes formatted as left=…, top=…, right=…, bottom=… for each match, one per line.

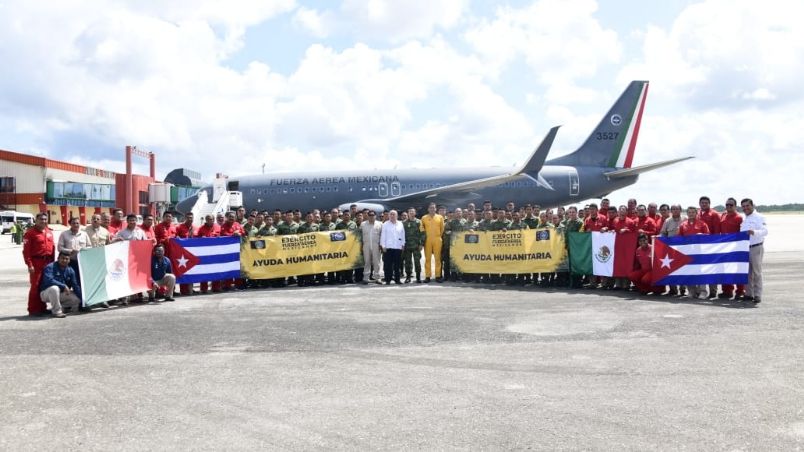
left=0, top=148, right=185, bottom=225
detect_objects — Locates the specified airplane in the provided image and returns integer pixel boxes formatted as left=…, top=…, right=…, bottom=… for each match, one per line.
left=177, top=80, right=692, bottom=215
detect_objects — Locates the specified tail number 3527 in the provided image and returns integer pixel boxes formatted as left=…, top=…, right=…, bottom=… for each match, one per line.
left=596, top=132, right=619, bottom=140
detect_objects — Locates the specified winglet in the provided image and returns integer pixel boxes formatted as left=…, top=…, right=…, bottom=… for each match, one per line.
left=518, top=126, right=560, bottom=176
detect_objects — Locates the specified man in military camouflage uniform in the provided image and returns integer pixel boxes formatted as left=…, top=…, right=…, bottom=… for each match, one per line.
left=296, top=212, right=320, bottom=287
left=402, top=207, right=424, bottom=283
left=562, top=206, right=585, bottom=288
left=272, top=211, right=299, bottom=287
left=333, top=211, right=357, bottom=284
left=438, top=206, right=450, bottom=280
left=462, top=209, right=480, bottom=282
left=444, top=208, right=466, bottom=281
left=523, top=204, right=539, bottom=229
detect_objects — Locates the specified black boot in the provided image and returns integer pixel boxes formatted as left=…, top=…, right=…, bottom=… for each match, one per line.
left=416, top=272, right=422, bottom=283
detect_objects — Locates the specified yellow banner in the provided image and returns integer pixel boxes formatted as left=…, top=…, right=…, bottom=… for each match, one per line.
left=242, top=231, right=363, bottom=279
left=451, top=229, right=566, bottom=274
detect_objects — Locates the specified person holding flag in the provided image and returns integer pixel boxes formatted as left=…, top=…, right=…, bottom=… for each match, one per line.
left=629, top=234, right=661, bottom=295
left=175, top=212, right=196, bottom=296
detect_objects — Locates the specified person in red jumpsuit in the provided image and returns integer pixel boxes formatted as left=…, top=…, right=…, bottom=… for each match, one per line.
left=608, top=206, right=636, bottom=234
left=629, top=234, right=662, bottom=295
left=22, top=213, right=55, bottom=316
left=635, top=204, right=658, bottom=236
left=219, top=211, right=244, bottom=291
left=582, top=203, right=609, bottom=288
left=696, top=196, right=721, bottom=298
left=719, top=197, right=745, bottom=299
left=605, top=206, right=637, bottom=290
left=647, top=203, right=662, bottom=223
left=138, top=214, right=157, bottom=245
left=583, top=203, right=608, bottom=232
left=196, top=214, right=221, bottom=293
left=605, top=206, right=618, bottom=230
left=679, top=206, right=710, bottom=299
left=626, top=198, right=638, bottom=220
left=656, top=204, right=670, bottom=232
left=108, top=209, right=125, bottom=236
left=154, top=212, right=176, bottom=250
left=175, top=212, right=196, bottom=296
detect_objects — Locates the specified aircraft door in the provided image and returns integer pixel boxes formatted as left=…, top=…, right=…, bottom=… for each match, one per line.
left=390, top=182, right=401, bottom=197
left=569, top=169, right=579, bottom=197
left=378, top=182, right=389, bottom=198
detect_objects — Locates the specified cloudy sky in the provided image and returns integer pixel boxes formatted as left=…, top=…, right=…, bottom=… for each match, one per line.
left=1, top=0, right=802, bottom=206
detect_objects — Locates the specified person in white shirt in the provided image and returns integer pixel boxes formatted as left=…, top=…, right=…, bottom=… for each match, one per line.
left=360, top=211, right=383, bottom=283
left=114, top=214, right=147, bottom=242
left=84, top=214, right=111, bottom=247
left=379, top=210, right=405, bottom=285
left=58, top=217, right=91, bottom=276
left=739, top=198, right=768, bottom=303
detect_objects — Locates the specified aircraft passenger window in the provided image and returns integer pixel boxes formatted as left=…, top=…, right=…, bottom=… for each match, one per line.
left=334, top=187, right=338, bottom=192
left=289, top=188, right=295, bottom=193
left=362, top=187, right=366, bottom=192
left=326, top=187, right=331, bottom=192
left=283, top=189, right=288, bottom=194
left=250, top=189, right=256, bottom=195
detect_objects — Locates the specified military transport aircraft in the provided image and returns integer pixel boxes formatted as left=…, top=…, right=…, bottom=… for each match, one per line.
left=177, top=80, right=691, bottom=214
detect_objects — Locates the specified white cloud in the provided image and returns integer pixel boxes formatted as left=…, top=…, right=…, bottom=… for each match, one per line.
left=618, top=0, right=804, bottom=109
left=292, top=7, right=333, bottom=38
left=465, top=0, right=622, bottom=83
left=291, top=0, right=468, bottom=42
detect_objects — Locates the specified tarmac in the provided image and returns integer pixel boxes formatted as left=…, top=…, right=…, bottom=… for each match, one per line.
left=0, top=215, right=802, bottom=451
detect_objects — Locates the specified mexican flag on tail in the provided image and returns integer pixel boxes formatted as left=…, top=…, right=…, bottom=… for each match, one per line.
left=568, top=231, right=638, bottom=276
left=78, top=241, right=153, bottom=306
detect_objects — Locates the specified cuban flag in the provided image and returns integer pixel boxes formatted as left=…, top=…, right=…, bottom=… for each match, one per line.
left=167, top=236, right=241, bottom=283
left=651, top=232, right=750, bottom=285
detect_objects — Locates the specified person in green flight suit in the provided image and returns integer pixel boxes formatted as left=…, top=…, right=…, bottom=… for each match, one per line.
left=402, top=207, right=425, bottom=283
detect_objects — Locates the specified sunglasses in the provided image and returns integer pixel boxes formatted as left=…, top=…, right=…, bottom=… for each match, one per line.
left=725, top=203, right=734, bottom=207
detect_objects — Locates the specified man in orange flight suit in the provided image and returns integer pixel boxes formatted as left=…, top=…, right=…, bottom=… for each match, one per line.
left=22, top=213, right=55, bottom=316
left=175, top=212, right=196, bottom=296
left=719, top=197, right=745, bottom=299
left=421, top=202, right=445, bottom=283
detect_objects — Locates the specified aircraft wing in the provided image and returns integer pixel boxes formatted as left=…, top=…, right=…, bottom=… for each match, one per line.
left=603, top=156, right=694, bottom=179
left=380, top=126, right=561, bottom=205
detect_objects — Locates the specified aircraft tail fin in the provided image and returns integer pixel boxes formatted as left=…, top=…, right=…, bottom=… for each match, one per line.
left=547, top=80, right=649, bottom=169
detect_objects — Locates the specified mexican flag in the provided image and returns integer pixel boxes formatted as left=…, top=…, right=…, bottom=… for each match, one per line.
left=78, top=241, right=153, bottom=306
left=568, top=231, right=638, bottom=277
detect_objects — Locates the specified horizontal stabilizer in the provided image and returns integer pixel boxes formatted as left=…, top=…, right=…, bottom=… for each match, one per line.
left=603, top=157, right=694, bottom=179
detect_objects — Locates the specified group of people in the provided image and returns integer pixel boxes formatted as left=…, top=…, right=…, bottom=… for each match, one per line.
left=21, top=195, right=768, bottom=318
